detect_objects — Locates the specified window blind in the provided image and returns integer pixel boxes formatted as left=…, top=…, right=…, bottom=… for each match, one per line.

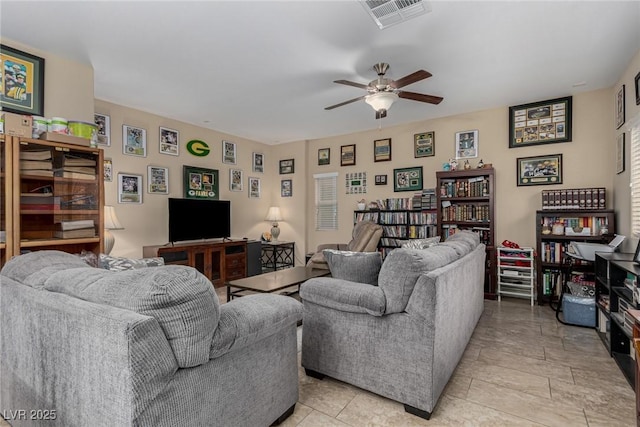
left=314, top=172, right=338, bottom=230
left=630, top=115, right=640, bottom=236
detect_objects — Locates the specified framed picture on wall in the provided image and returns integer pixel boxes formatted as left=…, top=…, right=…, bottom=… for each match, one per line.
left=0, top=44, right=45, bottom=116
left=414, top=131, right=435, bottom=157
left=635, top=71, right=640, bottom=106
left=249, top=177, right=261, bottom=198
left=94, top=113, right=111, bottom=146
left=281, top=179, right=292, bottom=197
left=122, top=125, right=147, bottom=157
left=616, top=84, right=625, bottom=129
left=118, top=173, right=143, bottom=204
left=318, top=148, right=330, bottom=165
left=159, top=127, right=179, bottom=156
left=455, top=130, right=478, bottom=159
left=222, top=140, right=236, bottom=164
left=230, top=169, right=243, bottom=192
left=147, top=166, right=169, bottom=194
left=508, top=96, right=572, bottom=147
left=183, top=165, right=219, bottom=199
left=279, top=159, right=295, bottom=174
left=393, top=166, right=423, bottom=192
left=617, top=133, right=625, bottom=174
left=516, top=154, right=563, bottom=186
left=252, top=152, right=264, bottom=173
left=373, top=138, right=391, bottom=162
left=103, top=158, right=113, bottom=182
left=341, top=144, right=356, bottom=166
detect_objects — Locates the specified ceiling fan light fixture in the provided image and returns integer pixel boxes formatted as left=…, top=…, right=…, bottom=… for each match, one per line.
left=365, top=91, right=398, bottom=112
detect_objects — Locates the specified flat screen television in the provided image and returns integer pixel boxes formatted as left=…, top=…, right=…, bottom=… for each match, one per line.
left=168, top=198, right=231, bottom=243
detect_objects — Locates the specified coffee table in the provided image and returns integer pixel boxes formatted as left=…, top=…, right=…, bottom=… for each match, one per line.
left=226, top=266, right=330, bottom=301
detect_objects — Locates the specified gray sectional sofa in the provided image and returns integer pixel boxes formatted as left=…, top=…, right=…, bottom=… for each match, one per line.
left=0, top=251, right=302, bottom=427
left=300, top=231, right=486, bottom=419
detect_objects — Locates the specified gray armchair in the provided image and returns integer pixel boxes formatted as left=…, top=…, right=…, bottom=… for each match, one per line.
left=306, top=220, right=383, bottom=269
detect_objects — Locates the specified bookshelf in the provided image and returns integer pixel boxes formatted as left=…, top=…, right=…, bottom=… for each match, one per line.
left=10, top=136, right=104, bottom=257
left=0, top=135, right=11, bottom=267
left=354, top=191, right=437, bottom=258
left=436, top=167, right=495, bottom=298
left=535, top=209, right=616, bottom=305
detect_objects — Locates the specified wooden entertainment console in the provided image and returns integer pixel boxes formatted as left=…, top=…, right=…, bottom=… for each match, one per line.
left=143, top=239, right=247, bottom=288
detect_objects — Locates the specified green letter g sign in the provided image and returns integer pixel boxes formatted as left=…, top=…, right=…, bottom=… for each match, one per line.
left=186, top=140, right=210, bottom=157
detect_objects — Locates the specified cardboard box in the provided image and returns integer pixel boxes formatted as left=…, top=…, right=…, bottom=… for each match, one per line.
left=2, top=112, right=32, bottom=137
left=39, top=132, right=92, bottom=147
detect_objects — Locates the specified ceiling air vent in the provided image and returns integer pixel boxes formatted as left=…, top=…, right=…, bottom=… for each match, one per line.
left=361, top=0, right=432, bottom=29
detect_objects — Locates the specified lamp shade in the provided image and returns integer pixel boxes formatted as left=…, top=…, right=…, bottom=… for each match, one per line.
left=104, top=205, right=124, bottom=230
left=265, top=207, right=283, bottom=222
left=365, top=91, right=398, bottom=112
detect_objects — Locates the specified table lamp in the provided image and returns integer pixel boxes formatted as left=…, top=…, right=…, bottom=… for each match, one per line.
left=104, top=205, right=124, bottom=254
left=265, top=207, right=283, bottom=242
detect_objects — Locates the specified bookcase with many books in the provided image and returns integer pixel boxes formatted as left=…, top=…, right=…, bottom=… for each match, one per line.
left=354, top=191, right=437, bottom=258
left=436, top=168, right=495, bottom=298
left=9, top=136, right=104, bottom=257
left=0, top=135, right=11, bottom=267
left=535, top=209, right=616, bottom=305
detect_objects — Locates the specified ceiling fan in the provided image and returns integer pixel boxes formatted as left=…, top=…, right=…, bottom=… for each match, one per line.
left=325, top=62, right=443, bottom=119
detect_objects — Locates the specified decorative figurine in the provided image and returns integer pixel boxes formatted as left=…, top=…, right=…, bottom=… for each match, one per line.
left=442, top=162, right=451, bottom=171
left=464, top=160, right=471, bottom=170
left=477, top=159, right=485, bottom=168
left=450, top=158, right=458, bottom=171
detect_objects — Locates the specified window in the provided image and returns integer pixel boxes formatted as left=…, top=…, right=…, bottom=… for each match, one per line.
left=314, top=172, right=338, bottom=230
left=631, top=116, right=640, bottom=236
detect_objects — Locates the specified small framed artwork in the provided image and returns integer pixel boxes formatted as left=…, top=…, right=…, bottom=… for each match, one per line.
left=374, top=138, right=392, bottom=162
left=635, top=71, right=640, bottom=106
left=509, top=96, right=572, bottom=147
left=393, top=166, right=423, bottom=192
left=345, top=172, right=367, bottom=194
left=94, top=113, right=111, bottom=146
left=375, top=174, right=387, bottom=185
left=252, top=152, right=264, bottom=173
left=634, top=240, right=640, bottom=265
left=159, top=127, right=179, bottom=156
left=248, top=177, right=261, bottom=198
left=103, top=158, right=113, bottom=182
left=183, top=165, right=219, bottom=200
left=616, top=84, right=625, bottom=129
left=230, top=169, right=243, bottom=192
left=414, top=131, right=435, bottom=158
left=279, top=159, right=295, bottom=174
left=516, top=154, right=563, bottom=186
left=147, top=166, right=169, bottom=194
left=0, top=44, right=45, bottom=116
left=341, top=144, right=356, bottom=166
left=122, top=125, right=147, bottom=157
left=281, top=179, right=292, bottom=197
left=118, top=173, right=143, bottom=204
left=222, top=140, right=236, bottom=164
left=455, top=130, right=478, bottom=159
left=617, top=133, right=625, bottom=174
left=318, top=148, right=330, bottom=165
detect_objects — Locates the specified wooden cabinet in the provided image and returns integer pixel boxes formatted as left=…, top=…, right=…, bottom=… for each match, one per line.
left=536, top=209, right=616, bottom=305
left=143, top=240, right=247, bottom=288
left=436, top=167, right=495, bottom=298
left=7, top=136, right=103, bottom=259
left=0, top=135, right=11, bottom=267
left=595, top=252, right=639, bottom=389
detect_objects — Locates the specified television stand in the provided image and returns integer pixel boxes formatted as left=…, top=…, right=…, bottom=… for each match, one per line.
left=142, top=239, right=247, bottom=288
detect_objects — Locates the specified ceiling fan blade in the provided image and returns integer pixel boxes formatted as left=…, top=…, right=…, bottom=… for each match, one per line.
left=398, top=91, right=443, bottom=105
left=334, top=80, right=370, bottom=90
left=375, top=109, right=387, bottom=120
left=325, top=95, right=366, bottom=110
left=390, top=70, right=432, bottom=89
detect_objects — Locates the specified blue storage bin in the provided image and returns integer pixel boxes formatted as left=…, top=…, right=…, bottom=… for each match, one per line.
left=563, top=294, right=596, bottom=327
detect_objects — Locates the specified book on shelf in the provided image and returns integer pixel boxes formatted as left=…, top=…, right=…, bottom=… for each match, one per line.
left=63, top=153, right=97, bottom=167
left=20, top=160, right=53, bottom=170
left=53, top=228, right=96, bottom=239
left=19, top=150, right=52, bottom=161
left=61, top=171, right=96, bottom=180
left=21, top=169, right=54, bottom=177
left=56, top=219, right=95, bottom=231
left=21, top=204, right=61, bottom=211
left=20, top=194, right=61, bottom=205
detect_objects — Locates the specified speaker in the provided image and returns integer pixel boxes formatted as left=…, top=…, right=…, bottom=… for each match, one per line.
left=246, top=240, right=262, bottom=276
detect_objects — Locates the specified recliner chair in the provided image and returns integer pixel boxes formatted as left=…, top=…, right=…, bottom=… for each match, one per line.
left=306, top=220, right=383, bottom=269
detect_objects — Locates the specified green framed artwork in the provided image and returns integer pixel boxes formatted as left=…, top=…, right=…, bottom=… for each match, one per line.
left=509, top=96, right=572, bottom=148
left=414, top=132, right=435, bottom=157
left=393, top=166, right=423, bottom=192
left=0, top=44, right=45, bottom=116
left=183, top=165, right=219, bottom=199
left=516, top=154, right=562, bottom=186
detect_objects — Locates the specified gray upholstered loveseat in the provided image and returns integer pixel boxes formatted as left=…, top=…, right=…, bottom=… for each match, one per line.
left=0, top=251, right=302, bottom=427
left=300, top=231, right=485, bottom=419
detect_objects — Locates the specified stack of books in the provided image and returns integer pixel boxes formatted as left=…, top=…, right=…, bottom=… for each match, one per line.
left=20, top=149, right=53, bottom=177
left=57, top=154, right=97, bottom=180
left=54, top=219, right=96, bottom=239
left=20, top=193, right=61, bottom=210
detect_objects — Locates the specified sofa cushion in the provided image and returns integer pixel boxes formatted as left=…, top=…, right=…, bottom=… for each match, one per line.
left=0, top=250, right=90, bottom=289
left=378, top=245, right=459, bottom=313
left=99, top=253, right=165, bottom=270
left=323, top=249, right=382, bottom=286
left=43, top=263, right=219, bottom=368
left=401, top=236, right=441, bottom=249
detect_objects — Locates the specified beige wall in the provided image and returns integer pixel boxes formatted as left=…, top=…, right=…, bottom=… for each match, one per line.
left=305, top=89, right=616, bottom=252
left=613, top=49, right=640, bottom=253
left=6, top=40, right=638, bottom=260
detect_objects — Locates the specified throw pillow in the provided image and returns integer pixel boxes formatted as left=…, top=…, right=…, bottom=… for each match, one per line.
left=322, top=249, right=382, bottom=286
left=99, top=254, right=165, bottom=271
left=401, top=236, right=441, bottom=249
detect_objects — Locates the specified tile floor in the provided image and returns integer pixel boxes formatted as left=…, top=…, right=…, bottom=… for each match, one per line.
left=2, top=295, right=635, bottom=427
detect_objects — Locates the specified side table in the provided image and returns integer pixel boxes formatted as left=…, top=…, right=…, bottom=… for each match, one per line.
left=262, top=241, right=295, bottom=272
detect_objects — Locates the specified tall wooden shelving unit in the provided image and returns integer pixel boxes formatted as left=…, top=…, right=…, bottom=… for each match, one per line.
left=0, top=135, right=12, bottom=267
left=436, top=167, right=496, bottom=298
left=8, top=136, right=104, bottom=258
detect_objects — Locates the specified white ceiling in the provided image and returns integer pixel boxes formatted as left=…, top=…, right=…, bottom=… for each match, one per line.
left=1, top=1, right=639, bottom=145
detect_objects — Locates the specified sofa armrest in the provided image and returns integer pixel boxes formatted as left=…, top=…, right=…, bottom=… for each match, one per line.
left=209, top=294, right=302, bottom=358
left=299, top=277, right=385, bottom=316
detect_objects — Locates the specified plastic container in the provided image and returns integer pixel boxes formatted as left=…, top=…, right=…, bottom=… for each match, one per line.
left=32, top=115, right=48, bottom=138
left=48, top=117, right=68, bottom=134
left=68, top=121, right=97, bottom=143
